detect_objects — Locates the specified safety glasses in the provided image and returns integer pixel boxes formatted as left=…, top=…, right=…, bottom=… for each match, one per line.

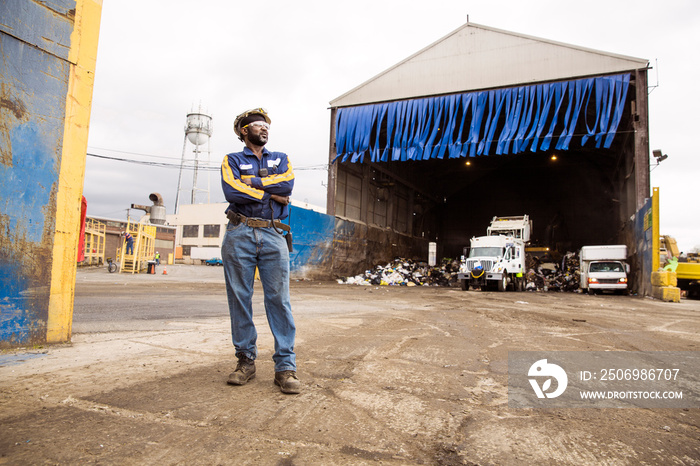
left=243, top=122, right=270, bottom=130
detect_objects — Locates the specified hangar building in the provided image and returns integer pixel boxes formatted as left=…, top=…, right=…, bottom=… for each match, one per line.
left=326, top=22, right=651, bottom=289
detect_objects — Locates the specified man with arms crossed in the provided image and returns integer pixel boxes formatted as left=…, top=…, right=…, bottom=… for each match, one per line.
left=220, top=108, right=300, bottom=394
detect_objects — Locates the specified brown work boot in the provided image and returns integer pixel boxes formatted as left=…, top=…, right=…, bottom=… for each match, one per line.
left=227, top=355, right=256, bottom=385
left=274, top=370, right=301, bottom=394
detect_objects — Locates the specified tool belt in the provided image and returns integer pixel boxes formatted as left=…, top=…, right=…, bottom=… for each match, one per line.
left=226, top=211, right=290, bottom=232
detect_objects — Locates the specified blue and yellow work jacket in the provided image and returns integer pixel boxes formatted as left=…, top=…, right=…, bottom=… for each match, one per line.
left=220, top=146, right=294, bottom=220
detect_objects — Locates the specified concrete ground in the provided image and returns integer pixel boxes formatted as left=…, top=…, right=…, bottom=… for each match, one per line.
left=0, top=265, right=699, bottom=465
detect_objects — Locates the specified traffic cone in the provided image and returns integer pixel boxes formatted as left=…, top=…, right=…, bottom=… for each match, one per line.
left=162, top=266, right=168, bottom=275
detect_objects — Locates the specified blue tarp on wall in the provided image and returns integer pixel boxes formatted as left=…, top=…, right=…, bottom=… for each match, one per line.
left=635, top=196, right=653, bottom=297
left=335, top=73, right=630, bottom=164
left=286, top=205, right=335, bottom=273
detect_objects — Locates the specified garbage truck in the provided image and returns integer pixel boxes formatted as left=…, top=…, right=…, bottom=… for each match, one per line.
left=579, top=245, right=629, bottom=294
left=457, top=215, right=531, bottom=291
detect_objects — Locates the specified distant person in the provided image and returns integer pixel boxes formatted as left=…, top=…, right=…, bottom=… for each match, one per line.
left=123, top=231, right=134, bottom=255
left=155, top=251, right=160, bottom=265
left=220, top=108, right=299, bottom=394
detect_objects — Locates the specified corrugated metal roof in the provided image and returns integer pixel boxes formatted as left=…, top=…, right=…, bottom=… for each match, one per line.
left=330, top=22, right=648, bottom=108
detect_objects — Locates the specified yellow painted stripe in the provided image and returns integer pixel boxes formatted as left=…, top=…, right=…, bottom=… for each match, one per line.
left=47, top=0, right=103, bottom=343
left=262, top=159, right=295, bottom=187
left=221, top=156, right=264, bottom=200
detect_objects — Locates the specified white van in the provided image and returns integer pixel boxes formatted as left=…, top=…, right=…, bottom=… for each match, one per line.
left=580, top=245, right=629, bottom=294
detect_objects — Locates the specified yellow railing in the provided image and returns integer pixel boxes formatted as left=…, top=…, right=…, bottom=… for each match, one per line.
left=83, top=218, right=106, bottom=265
left=119, top=221, right=157, bottom=274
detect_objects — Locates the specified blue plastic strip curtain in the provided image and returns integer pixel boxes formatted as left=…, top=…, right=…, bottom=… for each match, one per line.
left=334, top=73, right=631, bottom=163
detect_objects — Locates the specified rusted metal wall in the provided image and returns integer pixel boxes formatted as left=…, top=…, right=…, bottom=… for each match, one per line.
left=331, top=217, right=428, bottom=278
left=286, top=205, right=428, bottom=280
left=0, top=0, right=102, bottom=347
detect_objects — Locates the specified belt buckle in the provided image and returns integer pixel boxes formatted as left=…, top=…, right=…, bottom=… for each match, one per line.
left=247, top=218, right=269, bottom=228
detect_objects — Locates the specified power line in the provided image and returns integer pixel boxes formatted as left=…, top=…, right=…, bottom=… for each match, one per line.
left=89, top=146, right=182, bottom=161
left=86, top=152, right=328, bottom=171
left=88, top=152, right=198, bottom=169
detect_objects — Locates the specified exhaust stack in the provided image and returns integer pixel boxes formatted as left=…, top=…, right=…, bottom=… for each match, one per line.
left=131, top=193, right=167, bottom=225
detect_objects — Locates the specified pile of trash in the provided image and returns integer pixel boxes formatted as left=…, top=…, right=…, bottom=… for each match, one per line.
left=338, top=253, right=584, bottom=292
left=338, top=258, right=461, bottom=287
left=525, top=251, right=580, bottom=292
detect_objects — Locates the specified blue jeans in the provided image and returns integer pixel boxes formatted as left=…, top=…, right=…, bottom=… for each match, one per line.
left=221, top=222, right=296, bottom=372
left=126, top=240, right=134, bottom=255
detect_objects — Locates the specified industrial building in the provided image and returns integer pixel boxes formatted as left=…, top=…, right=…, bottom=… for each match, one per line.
left=326, top=22, right=652, bottom=291
left=167, top=203, right=228, bottom=262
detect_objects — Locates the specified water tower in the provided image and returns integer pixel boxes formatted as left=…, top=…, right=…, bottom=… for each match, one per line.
left=174, top=108, right=213, bottom=214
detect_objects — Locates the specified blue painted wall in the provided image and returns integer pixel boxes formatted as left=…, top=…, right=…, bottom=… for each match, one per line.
left=0, top=0, right=76, bottom=346
left=285, top=204, right=428, bottom=279
left=286, top=205, right=335, bottom=275
left=635, top=197, right=653, bottom=297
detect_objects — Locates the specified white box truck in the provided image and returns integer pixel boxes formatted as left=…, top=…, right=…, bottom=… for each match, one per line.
left=579, top=245, right=628, bottom=294
left=190, top=246, right=222, bottom=261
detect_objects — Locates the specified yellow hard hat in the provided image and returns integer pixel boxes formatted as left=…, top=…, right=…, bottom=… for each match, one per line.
left=233, top=108, right=271, bottom=139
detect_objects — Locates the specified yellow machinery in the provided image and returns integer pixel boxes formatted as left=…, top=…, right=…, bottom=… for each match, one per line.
left=119, top=221, right=157, bottom=274
left=83, top=218, right=106, bottom=265
left=661, top=235, right=700, bottom=299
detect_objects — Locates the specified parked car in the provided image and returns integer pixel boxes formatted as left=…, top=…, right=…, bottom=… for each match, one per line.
left=205, top=258, right=223, bottom=266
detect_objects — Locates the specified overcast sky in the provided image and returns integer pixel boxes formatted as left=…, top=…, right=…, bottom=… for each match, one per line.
left=84, top=0, right=700, bottom=252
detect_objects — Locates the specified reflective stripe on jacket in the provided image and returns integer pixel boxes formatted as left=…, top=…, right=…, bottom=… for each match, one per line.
left=220, top=146, right=294, bottom=220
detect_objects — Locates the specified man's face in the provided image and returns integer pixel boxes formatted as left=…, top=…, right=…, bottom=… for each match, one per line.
left=244, top=121, right=269, bottom=146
